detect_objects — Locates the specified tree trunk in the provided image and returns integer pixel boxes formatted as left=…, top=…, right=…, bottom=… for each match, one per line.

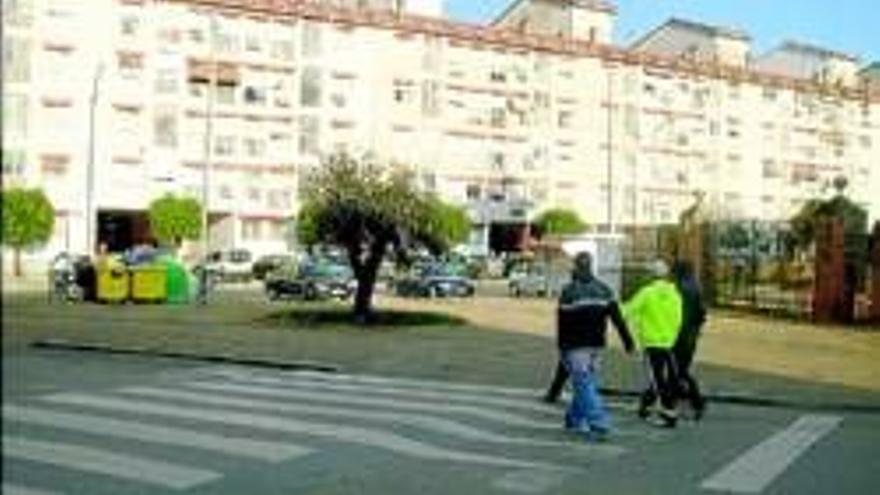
left=351, top=240, right=387, bottom=325
left=14, top=248, right=22, bottom=277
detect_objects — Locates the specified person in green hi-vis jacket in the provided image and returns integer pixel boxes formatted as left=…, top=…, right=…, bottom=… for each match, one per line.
left=623, top=260, right=683, bottom=428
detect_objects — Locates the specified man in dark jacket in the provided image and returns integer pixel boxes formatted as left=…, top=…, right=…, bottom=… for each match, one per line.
left=671, top=260, right=707, bottom=419
left=556, top=252, right=635, bottom=440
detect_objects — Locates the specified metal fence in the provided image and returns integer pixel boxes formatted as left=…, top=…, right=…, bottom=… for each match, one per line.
left=619, top=221, right=875, bottom=321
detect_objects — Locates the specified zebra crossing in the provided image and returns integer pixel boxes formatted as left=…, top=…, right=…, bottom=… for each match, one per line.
left=3, top=366, right=665, bottom=494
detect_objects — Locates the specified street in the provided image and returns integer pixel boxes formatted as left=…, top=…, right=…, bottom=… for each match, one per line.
left=4, top=349, right=878, bottom=495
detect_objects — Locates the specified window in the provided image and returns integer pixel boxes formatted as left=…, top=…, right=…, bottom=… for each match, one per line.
left=302, top=22, right=322, bottom=57
left=2, top=93, right=28, bottom=137
left=216, top=84, right=236, bottom=104
left=119, top=14, right=139, bottom=36
left=189, top=81, right=207, bottom=99
left=421, top=80, right=440, bottom=116
left=466, top=184, right=481, bottom=200
left=214, top=136, right=235, bottom=156
left=243, top=85, right=266, bottom=105
left=219, top=185, right=234, bottom=200
left=489, top=70, right=506, bottom=83
left=300, top=67, right=322, bottom=107
left=216, top=31, right=239, bottom=54
left=155, top=68, right=178, bottom=94
left=245, top=34, right=262, bottom=53
left=242, top=219, right=262, bottom=239
left=1, top=148, right=26, bottom=176
left=762, top=87, right=777, bottom=101
left=490, top=108, right=506, bottom=128
left=153, top=110, right=177, bottom=148
left=117, top=53, right=142, bottom=80
left=299, top=115, right=320, bottom=155
left=188, top=27, right=204, bottom=44
left=244, top=137, right=266, bottom=158
left=490, top=152, right=505, bottom=171
left=2, top=37, right=31, bottom=83
left=330, top=92, right=346, bottom=108
left=272, top=39, right=295, bottom=61
left=3, top=0, right=33, bottom=26
left=558, top=110, right=572, bottom=129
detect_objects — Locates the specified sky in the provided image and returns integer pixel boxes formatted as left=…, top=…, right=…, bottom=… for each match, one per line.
left=443, top=0, right=878, bottom=62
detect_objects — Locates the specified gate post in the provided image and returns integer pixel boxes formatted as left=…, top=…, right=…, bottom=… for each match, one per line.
left=813, top=218, right=845, bottom=323
left=871, top=222, right=880, bottom=323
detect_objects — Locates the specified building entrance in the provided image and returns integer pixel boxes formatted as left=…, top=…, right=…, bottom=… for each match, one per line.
left=97, top=210, right=153, bottom=253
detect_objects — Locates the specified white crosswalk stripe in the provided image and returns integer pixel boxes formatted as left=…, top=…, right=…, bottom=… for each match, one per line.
left=1, top=483, right=62, bottom=495
left=5, top=368, right=661, bottom=493
left=41, top=392, right=569, bottom=471
left=185, top=379, right=558, bottom=429
left=121, top=385, right=626, bottom=458
left=216, top=371, right=560, bottom=416
left=3, top=405, right=312, bottom=462
left=3, top=436, right=221, bottom=490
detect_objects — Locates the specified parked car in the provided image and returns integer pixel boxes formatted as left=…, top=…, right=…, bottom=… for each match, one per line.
left=265, top=260, right=356, bottom=301
left=395, top=262, right=475, bottom=298
left=508, top=264, right=567, bottom=298
left=204, top=249, right=253, bottom=282
left=252, top=254, right=295, bottom=281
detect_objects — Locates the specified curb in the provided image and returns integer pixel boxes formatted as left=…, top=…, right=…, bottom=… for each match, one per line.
left=30, top=339, right=340, bottom=373
left=28, top=339, right=880, bottom=414
left=598, top=387, right=880, bottom=415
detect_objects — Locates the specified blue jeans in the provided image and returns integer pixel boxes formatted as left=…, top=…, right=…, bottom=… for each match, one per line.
left=562, top=348, right=610, bottom=433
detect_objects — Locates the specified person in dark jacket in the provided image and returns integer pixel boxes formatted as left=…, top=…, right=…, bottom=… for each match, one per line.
left=671, top=260, right=707, bottom=419
left=556, top=252, right=635, bottom=440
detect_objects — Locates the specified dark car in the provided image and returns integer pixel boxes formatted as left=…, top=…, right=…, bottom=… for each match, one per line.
left=265, top=261, right=356, bottom=301
left=252, top=254, right=295, bottom=281
left=395, top=262, right=475, bottom=298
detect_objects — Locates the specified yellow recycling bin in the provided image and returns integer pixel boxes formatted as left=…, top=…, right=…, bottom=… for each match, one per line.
left=130, top=264, right=168, bottom=303
left=97, top=267, right=130, bottom=303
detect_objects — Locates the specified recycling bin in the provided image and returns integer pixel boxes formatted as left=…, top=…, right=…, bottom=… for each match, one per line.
left=130, top=264, right=168, bottom=303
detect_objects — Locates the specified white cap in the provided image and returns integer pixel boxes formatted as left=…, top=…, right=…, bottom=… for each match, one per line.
left=648, top=260, right=669, bottom=277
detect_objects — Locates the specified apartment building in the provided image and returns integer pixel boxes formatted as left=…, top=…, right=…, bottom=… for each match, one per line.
left=2, top=0, right=878, bottom=269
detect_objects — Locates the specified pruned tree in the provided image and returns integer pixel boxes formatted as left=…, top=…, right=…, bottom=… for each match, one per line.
left=296, top=153, right=470, bottom=322
left=147, top=194, right=202, bottom=249
left=1, top=188, right=55, bottom=277
left=532, top=208, right=587, bottom=238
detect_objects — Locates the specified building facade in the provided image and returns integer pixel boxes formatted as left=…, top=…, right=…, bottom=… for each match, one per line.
left=2, top=0, right=879, bottom=269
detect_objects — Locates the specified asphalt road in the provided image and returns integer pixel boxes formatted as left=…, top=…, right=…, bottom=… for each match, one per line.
left=3, top=349, right=878, bottom=495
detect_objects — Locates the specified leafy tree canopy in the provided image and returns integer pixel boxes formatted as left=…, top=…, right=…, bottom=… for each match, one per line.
left=147, top=194, right=202, bottom=247
left=296, top=153, right=471, bottom=321
left=532, top=208, right=587, bottom=237
left=1, top=188, right=55, bottom=276
left=1, top=188, right=55, bottom=249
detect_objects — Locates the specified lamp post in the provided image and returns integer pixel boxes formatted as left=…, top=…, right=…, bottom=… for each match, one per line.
left=605, top=64, right=615, bottom=233
left=197, top=11, right=218, bottom=305
left=85, top=62, right=105, bottom=255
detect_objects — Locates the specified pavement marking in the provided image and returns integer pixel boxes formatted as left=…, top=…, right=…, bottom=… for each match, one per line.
left=219, top=377, right=559, bottom=416
left=3, top=405, right=313, bottom=462
left=41, top=392, right=568, bottom=472
left=191, top=377, right=558, bottom=429
left=2, top=436, right=221, bottom=490
left=491, top=469, right=569, bottom=494
left=124, top=385, right=627, bottom=458
left=700, top=414, right=843, bottom=494
left=1, top=484, right=62, bottom=495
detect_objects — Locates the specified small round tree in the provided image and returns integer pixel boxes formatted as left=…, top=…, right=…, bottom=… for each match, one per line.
left=532, top=208, right=587, bottom=238
left=1, top=188, right=55, bottom=277
left=147, top=194, right=203, bottom=250
left=296, top=153, right=471, bottom=322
